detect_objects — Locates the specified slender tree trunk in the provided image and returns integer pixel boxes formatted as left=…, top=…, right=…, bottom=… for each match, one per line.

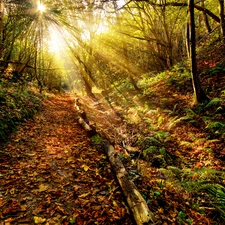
left=218, top=0, right=225, bottom=43
left=188, top=0, right=209, bottom=104
left=201, top=0, right=212, bottom=33
left=0, top=0, right=4, bottom=59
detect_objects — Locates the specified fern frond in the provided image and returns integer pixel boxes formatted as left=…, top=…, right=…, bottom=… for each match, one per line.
left=205, top=98, right=224, bottom=108
left=206, top=122, right=225, bottom=130
left=185, top=108, right=197, bottom=116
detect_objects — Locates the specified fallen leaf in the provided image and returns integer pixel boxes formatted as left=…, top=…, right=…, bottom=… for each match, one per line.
left=0, top=198, right=7, bottom=207
left=67, top=156, right=75, bottom=163
left=113, top=201, right=118, bottom=206
left=55, top=205, right=66, bottom=215
left=21, top=204, right=27, bottom=211
left=39, top=183, right=49, bottom=192
left=158, top=208, right=164, bottom=214
left=34, top=216, right=46, bottom=224
left=78, top=192, right=90, bottom=198
left=9, top=188, right=15, bottom=195
left=3, top=200, right=21, bottom=215
left=26, top=153, right=36, bottom=157
left=83, top=165, right=89, bottom=171
left=4, top=218, right=15, bottom=224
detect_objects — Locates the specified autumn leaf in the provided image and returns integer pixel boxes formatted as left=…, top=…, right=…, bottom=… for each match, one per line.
left=4, top=217, right=15, bottom=225
left=78, top=192, right=90, bottom=198
left=113, top=201, right=118, bottom=207
left=38, top=183, right=49, bottom=192
left=55, top=205, right=66, bottom=215
left=26, top=153, right=36, bottom=157
left=67, top=156, right=75, bottom=163
left=34, top=216, right=46, bottom=224
left=0, top=198, right=7, bottom=207
left=82, top=165, right=89, bottom=171
left=69, top=217, right=76, bottom=224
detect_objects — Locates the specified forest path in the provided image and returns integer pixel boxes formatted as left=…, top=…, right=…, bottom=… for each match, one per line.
left=0, top=95, right=133, bottom=225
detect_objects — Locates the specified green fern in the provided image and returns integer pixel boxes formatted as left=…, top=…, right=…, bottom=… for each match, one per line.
left=205, top=98, right=224, bottom=108
left=143, top=146, right=158, bottom=161
left=185, top=108, right=197, bottom=116
left=206, top=185, right=225, bottom=220
left=144, top=136, right=161, bottom=145
left=153, top=131, right=168, bottom=142
left=206, top=121, right=225, bottom=132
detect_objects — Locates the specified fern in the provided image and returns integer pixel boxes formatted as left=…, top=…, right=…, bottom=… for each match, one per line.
left=144, top=136, right=161, bottom=145
left=153, top=131, right=168, bottom=142
left=180, top=141, right=194, bottom=148
left=168, top=115, right=195, bottom=129
left=179, top=116, right=195, bottom=122
left=185, top=108, right=197, bottom=116
left=206, top=121, right=225, bottom=132
left=143, top=146, right=158, bottom=161
left=205, top=98, right=224, bottom=108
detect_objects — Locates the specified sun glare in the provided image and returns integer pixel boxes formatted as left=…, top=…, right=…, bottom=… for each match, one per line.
left=38, top=2, right=46, bottom=13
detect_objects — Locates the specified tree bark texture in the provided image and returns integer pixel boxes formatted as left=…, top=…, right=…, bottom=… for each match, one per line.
left=201, top=0, right=212, bottom=33
left=104, top=144, right=155, bottom=225
left=188, top=0, right=209, bottom=104
left=0, top=0, right=4, bottom=59
left=218, top=0, right=225, bottom=43
left=74, top=99, right=155, bottom=224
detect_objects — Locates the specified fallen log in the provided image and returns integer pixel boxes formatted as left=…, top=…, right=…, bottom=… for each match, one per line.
left=75, top=98, right=96, bottom=136
left=104, top=143, right=155, bottom=225
left=74, top=97, right=155, bottom=224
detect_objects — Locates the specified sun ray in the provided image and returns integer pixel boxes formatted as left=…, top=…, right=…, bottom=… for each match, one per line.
left=38, top=2, right=46, bottom=13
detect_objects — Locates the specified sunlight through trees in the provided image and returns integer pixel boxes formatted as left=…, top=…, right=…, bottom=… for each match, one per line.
left=0, top=0, right=225, bottom=99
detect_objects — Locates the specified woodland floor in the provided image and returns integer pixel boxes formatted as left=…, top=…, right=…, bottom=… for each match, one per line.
left=0, top=95, right=134, bottom=225
left=1, top=90, right=225, bottom=225
left=76, top=89, right=225, bottom=225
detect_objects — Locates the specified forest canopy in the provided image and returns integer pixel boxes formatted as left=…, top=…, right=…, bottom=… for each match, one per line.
left=0, top=0, right=224, bottom=101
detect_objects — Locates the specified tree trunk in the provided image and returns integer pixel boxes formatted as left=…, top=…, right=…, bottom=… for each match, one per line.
left=0, top=0, right=4, bottom=59
left=201, top=0, right=212, bottom=33
left=218, top=0, right=225, bottom=43
left=188, top=0, right=209, bottom=104
left=104, top=144, right=155, bottom=225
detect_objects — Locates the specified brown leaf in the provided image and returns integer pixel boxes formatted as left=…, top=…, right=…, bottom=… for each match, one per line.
left=55, top=205, right=67, bottom=215
left=0, top=198, right=7, bottom=208
left=3, top=200, right=21, bottom=215
left=39, top=183, right=49, bottom=192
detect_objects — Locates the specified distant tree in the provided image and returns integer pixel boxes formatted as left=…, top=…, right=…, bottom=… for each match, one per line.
left=200, top=0, right=212, bottom=33
left=0, top=0, right=4, bottom=59
left=188, top=0, right=209, bottom=104
left=218, top=0, right=225, bottom=43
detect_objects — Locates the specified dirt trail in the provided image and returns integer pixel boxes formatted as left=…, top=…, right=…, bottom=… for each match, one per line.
left=0, top=95, right=134, bottom=225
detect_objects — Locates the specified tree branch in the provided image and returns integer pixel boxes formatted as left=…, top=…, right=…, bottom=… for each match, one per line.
left=114, top=0, right=220, bottom=24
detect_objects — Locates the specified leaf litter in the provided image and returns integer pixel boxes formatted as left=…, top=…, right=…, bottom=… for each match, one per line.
left=0, top=95, right=134, bottom=225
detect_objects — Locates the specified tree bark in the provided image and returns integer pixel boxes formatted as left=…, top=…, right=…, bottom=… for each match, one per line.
left=188, top=0, right=209, bottom=104
left=0, top=0, right=4, bottom=59
left=133, top=1, right=221, bottom=23
left=104, top=144, right=155, bottom=225
left=201, top=0, right=212, bottom=33
left=218, top=0, right=225, bottom=43
left=74, top=98, right=155, bottom=224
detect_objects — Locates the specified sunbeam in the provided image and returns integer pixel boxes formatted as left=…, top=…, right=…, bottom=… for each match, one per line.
left=37, top=2, right=46, bottom=13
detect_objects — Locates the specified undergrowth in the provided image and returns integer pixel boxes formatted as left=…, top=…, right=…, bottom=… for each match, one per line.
left=0, top=84, right=42, bottom=142
left=104, top=61, right=225, bottom=223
